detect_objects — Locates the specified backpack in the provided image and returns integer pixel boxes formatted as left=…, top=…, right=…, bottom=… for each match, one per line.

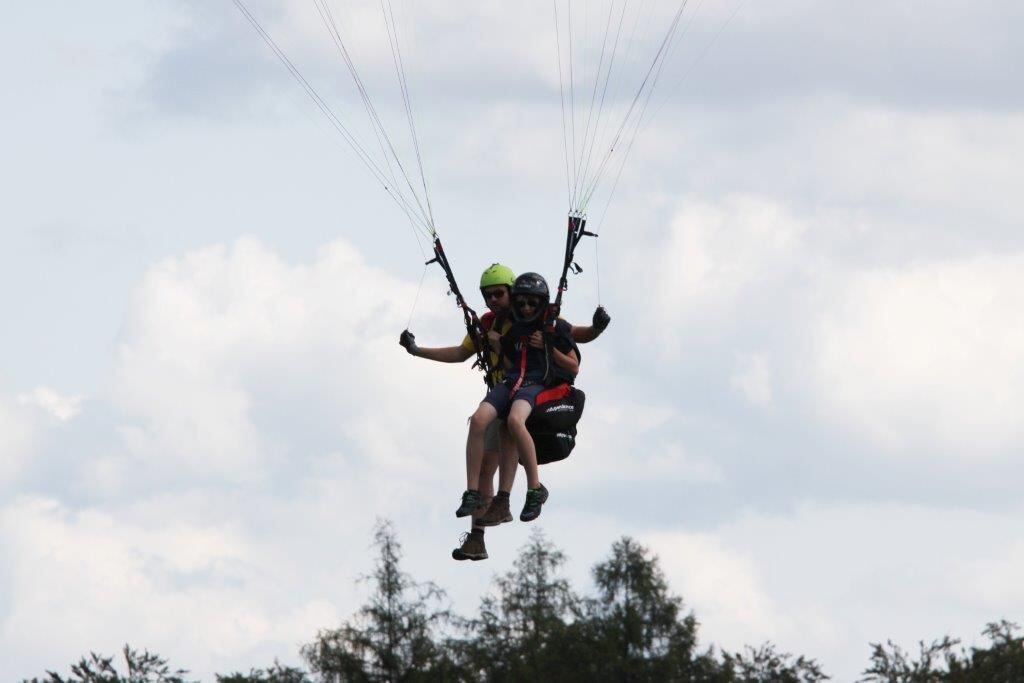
left=526, top=383, right=586, bottom=465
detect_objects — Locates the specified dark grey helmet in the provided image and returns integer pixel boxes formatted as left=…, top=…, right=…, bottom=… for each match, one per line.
left=511, top=272, right=550, bottom=322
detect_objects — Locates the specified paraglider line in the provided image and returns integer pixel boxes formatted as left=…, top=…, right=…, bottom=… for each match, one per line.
left=232, top=0, right=433, bottom=236
left=553, top=0, right=573, bottom=205
left=406, top=262, right=429, bottom=330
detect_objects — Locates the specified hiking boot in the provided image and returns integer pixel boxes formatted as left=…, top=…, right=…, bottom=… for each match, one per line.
left=476, top=495, right=513, bottom=527
left=455, top=489, right=485, bottom=517
left=451, top=531, right=488, bottom=561
left=519, top=484, right=549, bottom=522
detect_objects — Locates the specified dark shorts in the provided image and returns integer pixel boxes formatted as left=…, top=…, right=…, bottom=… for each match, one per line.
left=482, top=382, right=546, bottom=418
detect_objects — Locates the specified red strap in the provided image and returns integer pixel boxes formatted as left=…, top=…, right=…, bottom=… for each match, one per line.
left=480, top=310, right=496, bottom=331
left=535, top=383, right=571, bottom=406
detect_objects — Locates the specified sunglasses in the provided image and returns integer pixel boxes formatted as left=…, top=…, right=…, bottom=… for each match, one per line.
left=515, top=297, right=541, bottom=309
left=483, top=288, right=508, bottom=300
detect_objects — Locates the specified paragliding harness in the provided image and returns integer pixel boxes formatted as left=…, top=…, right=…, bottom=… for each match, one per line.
left=426, top=237, right=499, bottom=389
left=526, top=374, right=586, bottom=465
left=500, top=314, right=585, bottom=464
left=503, top=314, right=580, bottom=392
left=523, top=212, right=595, bottom=464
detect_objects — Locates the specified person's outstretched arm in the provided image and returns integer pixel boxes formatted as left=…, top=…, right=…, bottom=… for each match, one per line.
left=400, top=330, right=475, bottom=363
left=571, top=306, right=611, bottom=344
left=415, top=345, right=475, bottom=363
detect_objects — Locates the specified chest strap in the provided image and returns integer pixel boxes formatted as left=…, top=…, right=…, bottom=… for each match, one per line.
left=508, top=336, right=529, bottom=398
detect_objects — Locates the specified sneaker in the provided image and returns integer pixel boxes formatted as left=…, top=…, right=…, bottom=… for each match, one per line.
left=451, top=531, right=488, bottom=561
left=455, top=489, right=485, bottom=517
left=519, top=484, right=549, bottom=522
left=477, top=495, right=513, bottom=527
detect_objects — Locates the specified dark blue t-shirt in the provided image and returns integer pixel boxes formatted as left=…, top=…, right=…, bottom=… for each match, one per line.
left=500, top=318, right=576, bottom=385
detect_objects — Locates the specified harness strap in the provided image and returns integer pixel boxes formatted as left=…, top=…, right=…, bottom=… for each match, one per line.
left=508, top=336, right=529, bottom=398
left=426, top=237, right=496, bottom=388
left=535, top=383, right=571, bottom=406
left=549, top=213, right=598, bottom=323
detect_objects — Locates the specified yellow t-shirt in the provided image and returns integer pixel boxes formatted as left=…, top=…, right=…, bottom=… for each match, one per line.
left=461, top=314, right=513, bottom=384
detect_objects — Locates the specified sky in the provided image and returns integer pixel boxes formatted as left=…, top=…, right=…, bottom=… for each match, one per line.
left=3, top=0, right=1024, bottom=679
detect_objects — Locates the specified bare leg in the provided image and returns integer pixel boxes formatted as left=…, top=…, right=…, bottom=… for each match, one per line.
left=466, top=402, right=498, bottom=490
left=507, top=399, right=540, bottom=489
left=478, top=448, right=499, bottom=498
left=471, top=448, right=499, bottom=530
left=497, top=422, right=519, bottom=494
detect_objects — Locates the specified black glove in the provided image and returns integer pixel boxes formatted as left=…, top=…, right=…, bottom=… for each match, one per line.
left=592, top=306, right=611, bottom=332
left=399, top=329, right=419, bottom=355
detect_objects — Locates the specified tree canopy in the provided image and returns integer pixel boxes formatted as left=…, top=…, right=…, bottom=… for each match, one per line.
left=23, top=523, right=1022, bottom=683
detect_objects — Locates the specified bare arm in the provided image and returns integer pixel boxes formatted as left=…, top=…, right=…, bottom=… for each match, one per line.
left=571, top=306, right=611, bottom=344
left=571, top=325, right=600, bottom=344
left=531, top=330, right=580, bottom=376
left=551, top=347, right=579, bottom=376
left=486, top=329, right=513, bottom=370
left=413, top=344, right=475, bottom=363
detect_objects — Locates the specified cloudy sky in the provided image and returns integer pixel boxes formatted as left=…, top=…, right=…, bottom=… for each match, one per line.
left=3, top=0, right=1023, bottom=679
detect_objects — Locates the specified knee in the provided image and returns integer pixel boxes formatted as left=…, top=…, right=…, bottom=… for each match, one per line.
left=469, top=410, right=493, bottom=434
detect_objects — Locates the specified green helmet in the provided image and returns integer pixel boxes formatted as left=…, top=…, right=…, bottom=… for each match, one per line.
left=479, top=263, right=515, bottom=289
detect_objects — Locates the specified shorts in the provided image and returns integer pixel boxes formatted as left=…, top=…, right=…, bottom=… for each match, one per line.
left=483, top=418, right=504, bottom=452
left=482, top=382, right=546, bottom=419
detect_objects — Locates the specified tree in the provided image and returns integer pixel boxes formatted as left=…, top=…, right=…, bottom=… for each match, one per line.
left=302, top=520, right=455, bottom=682
left=721, top=643, right=828, bottom=682
left=860, top=636, right=960, bottom=682
left=949, top=620, right=1024, bottom=681
left=459, top=529, right=583, bottom=681
left=862, top=621, right=1024, bottom=683
left=21, top=645, right=193, bottom=683
left=583, top=536, right=718, bottom=682
left=215, top=662, right=312, bottom=682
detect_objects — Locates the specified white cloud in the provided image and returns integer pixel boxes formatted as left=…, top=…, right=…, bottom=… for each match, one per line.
left=647, top=501, right=1024, bottom=679
left=0, top=495, right=345, bottom=679
left=578, top=404, right=724, bottom=485
left=110, top=236, right=475, bottom=485
left=812, top=253, right=1024, bottom=454
left=226, top=0, right=698, bottom=94
left=555, top=348, right=725, bottom=487
left=0, top=396, right=36, bottom=483
left=731, top=353, right=773, bottom=406
left=17, top=386, right=83, bottom=421
left=625, top=195, right=808, bottom=353
left=786, top=105, right=1024, bottom=234
left=960, top=540, right=1024, bottom=609
left=646, top=529, right=781, bottom=644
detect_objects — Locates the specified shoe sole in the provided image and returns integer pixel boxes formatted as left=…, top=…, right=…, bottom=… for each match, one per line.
left=520, top=505, right=545, bottom=522
left=476, top=513, right=513, bottom=527
left=452, top=551, right=488, bottom=561
left=455, top=503, right=488, bottom=518
left=519, top=488, right=549, bottom=522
